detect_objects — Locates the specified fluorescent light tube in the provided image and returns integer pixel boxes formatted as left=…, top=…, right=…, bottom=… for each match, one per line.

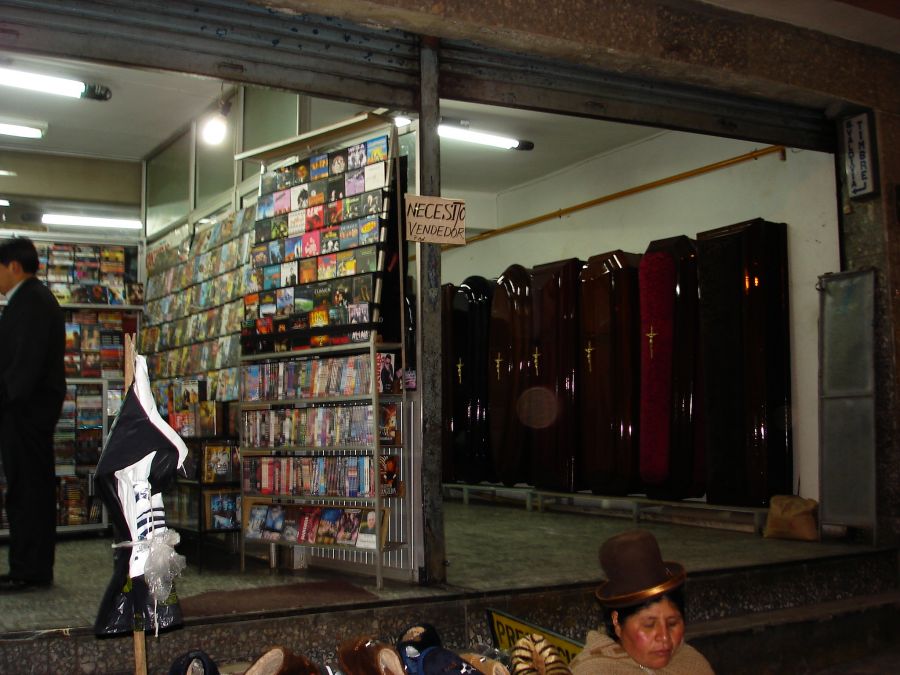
left=0, top=170, right=17, bottom=177
left=42, top=214, right=143, bottom=229
left=394, top=116, right=412, bottom=127
left=0, top=122, right=44, bottom=139
left=438, top=124, right=520, bottom=149
left=0, top=67, right=86, bottom=98
left=0, top=199, right=9, bottom=207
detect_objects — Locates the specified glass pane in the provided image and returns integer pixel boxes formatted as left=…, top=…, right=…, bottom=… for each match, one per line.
left=822, top=271, right=875, bottom=395
left=241, top=87, right=298, bottom=182
left=821, top=397, right=875, bottom=526
left=146, top=132, right=191, bottom=237
left=196, top=105, right=235, bottom=206
left=398, top=127, right=418, bottom=196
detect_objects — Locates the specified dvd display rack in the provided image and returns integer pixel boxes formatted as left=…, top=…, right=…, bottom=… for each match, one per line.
left=236, top=113, right=413, bottom=588
left=168, top=439, right=241, bottom=571
left=142, top=206, right=255, bottom=430
left=0, top=236, right=143, bottom=536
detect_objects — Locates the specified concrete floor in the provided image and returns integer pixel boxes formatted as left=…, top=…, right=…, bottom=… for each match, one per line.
left=0, top=499, right=870, bottom=635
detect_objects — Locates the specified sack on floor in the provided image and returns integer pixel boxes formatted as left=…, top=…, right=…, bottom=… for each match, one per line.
left=763, top=495, right=820, bottom=541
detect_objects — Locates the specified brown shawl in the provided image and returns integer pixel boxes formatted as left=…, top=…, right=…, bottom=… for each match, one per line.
left=569, top=630, right=714, bottom=675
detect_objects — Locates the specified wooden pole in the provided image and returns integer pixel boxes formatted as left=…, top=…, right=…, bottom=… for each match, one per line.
left=124, top=334, right=135, bottom=389
left=133, top=630, right=148, bottom=675
left=123, top=334, right=148, bottom=675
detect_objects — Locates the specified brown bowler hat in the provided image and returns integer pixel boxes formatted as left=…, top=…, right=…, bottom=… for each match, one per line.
left=594, top=530, right=685, bottom=608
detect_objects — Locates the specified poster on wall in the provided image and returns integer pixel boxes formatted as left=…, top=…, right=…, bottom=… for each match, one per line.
left=404, top=194, right=466, bottom=245
left=842, top=112, right=878, bottom=200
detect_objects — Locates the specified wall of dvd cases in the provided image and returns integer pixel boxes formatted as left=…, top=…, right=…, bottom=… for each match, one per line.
left=141, top=207, right=255, bottom=433
left=37, top=241, right=142, bottom=307
left=238, top=116, right=414, bottom=587
left=239, top=132, right=390, bottom=354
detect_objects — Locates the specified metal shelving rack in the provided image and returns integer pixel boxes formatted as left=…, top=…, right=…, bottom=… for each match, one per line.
left=235, top=113, right=414, bottom=589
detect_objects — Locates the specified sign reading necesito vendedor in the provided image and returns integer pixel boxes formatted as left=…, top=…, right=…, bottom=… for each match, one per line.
left=404, top=194, right=466, bottom=245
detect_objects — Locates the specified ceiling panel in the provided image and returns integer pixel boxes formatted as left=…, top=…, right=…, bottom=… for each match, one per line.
left=0, top=50, right=224, bottom=160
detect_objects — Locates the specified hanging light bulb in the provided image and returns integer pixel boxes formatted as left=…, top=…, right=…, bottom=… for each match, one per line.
left=201, top=98, right=231, bottom=145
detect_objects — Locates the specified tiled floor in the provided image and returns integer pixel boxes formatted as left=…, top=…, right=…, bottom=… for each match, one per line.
left=0, top=499, right=870, bottom=634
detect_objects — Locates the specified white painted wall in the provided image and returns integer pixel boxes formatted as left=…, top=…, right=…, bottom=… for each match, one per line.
left=442, top=130, right=841, bottom=500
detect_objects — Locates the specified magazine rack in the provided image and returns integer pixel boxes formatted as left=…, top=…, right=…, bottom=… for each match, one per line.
left=236, top=114, right=414, bottom=588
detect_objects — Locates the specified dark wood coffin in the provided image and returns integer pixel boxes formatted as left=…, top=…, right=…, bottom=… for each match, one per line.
left=578, top=251, right=642, bottom=495
left=441, top=283, right=457, bottom=483
left=638, top=236, right=705, bottom=499
left=488, top=264, right=533, bottom=486
left=445, top=276, right=495, bottom=484
left=697, top=218, right=792, bottom=507
left=529, top=259, right=582, bottom=492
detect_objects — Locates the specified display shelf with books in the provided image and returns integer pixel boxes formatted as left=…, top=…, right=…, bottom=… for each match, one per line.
left=167, top=439, right=242, bottom=571
left=237, top=114, right=413, bottom=588
left=239, top=340, right=410, bottom=586
left=142, top=206, right=255, bottom=416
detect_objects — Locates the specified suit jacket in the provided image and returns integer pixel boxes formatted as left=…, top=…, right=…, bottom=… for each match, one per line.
left=0, top=276, right=66, bottom=432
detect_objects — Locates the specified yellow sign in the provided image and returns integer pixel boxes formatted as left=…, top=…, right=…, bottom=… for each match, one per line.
left=404, top=194, right=466, bottom=245
left=487, top=608, right=584, bottom=664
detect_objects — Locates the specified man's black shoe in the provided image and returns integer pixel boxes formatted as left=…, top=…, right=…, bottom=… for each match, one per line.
left=0, top=574, right=52, bottom=592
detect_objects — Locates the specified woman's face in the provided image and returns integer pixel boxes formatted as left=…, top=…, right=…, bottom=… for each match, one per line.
left=613, top=597, right=684, bottom=670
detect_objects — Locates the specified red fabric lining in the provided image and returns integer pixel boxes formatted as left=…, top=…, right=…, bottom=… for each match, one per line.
left=639, top=252, right=676, bottom=485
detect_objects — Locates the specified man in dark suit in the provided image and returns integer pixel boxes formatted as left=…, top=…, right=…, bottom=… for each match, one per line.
left=0, top=237, right=65, bottom=591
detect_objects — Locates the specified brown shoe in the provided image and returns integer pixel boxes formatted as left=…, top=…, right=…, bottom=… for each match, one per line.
left=338, top=636, right=404, bottom=675
left=244, top=646, right=321, bottom=675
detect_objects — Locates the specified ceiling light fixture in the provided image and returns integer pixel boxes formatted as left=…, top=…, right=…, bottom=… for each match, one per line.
left=41, top=214, right=143, bottom=230
left=0, top=66, right=86, bottom=97
left=394, top=116, right=412, bottom=127
left=0, top=170, right=17, bottom=177
left=0, top=199, right=9, bottom=207
left=0, top=67, right=112, bottom=100
left=0, top=122, right=45, bottom=139
left=201, top=97, right=232, bottom=146
left=438, top=121, right=534, bottom=151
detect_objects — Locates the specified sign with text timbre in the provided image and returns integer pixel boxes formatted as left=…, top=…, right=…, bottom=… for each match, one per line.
left=487, top=608, right=584, bottom=664
left=404, top=194, right=466, bottom=245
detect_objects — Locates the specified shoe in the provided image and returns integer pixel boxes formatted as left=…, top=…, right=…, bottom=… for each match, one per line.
left=168, top=649, right=220, bottom=675
left=338, top=636, right=404, bottom=675
left=396, top=623, right=443, bottom=675
left=0, top=574, right=53, bottom=592
left=244, top=646, right=321, bottom=675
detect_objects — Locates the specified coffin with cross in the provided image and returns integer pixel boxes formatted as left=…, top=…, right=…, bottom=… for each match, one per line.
left=638, top=235, right=705, bottom=500
left=528, top=258, right=582, bottom=492
left=578, top=251, right=642, bottom=496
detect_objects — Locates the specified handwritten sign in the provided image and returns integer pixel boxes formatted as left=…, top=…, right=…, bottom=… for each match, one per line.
left=843, top=113, right=878, bottom=199
left=404, top=194, right=466, bottom=245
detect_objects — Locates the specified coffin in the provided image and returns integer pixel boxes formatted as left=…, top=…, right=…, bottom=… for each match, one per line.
left=441, top=283, right=457, bottom=483
left=445, top=276, right=495, bottom=483
left=529, top=259, right=582, bottom=492
left=488, top=264, right=533, bottom=486
left=638, top=236, right=704, bottom=499
left=578, top=251, right=642, bottom=495
left=697, top=218, right=792, bottom=506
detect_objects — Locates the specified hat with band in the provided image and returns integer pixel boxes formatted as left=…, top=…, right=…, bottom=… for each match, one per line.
left=595, top=530, right=686, bottom=608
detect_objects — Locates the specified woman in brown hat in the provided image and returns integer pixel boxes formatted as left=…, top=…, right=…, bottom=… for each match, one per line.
left=569, top=530, right=714, bottom=674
